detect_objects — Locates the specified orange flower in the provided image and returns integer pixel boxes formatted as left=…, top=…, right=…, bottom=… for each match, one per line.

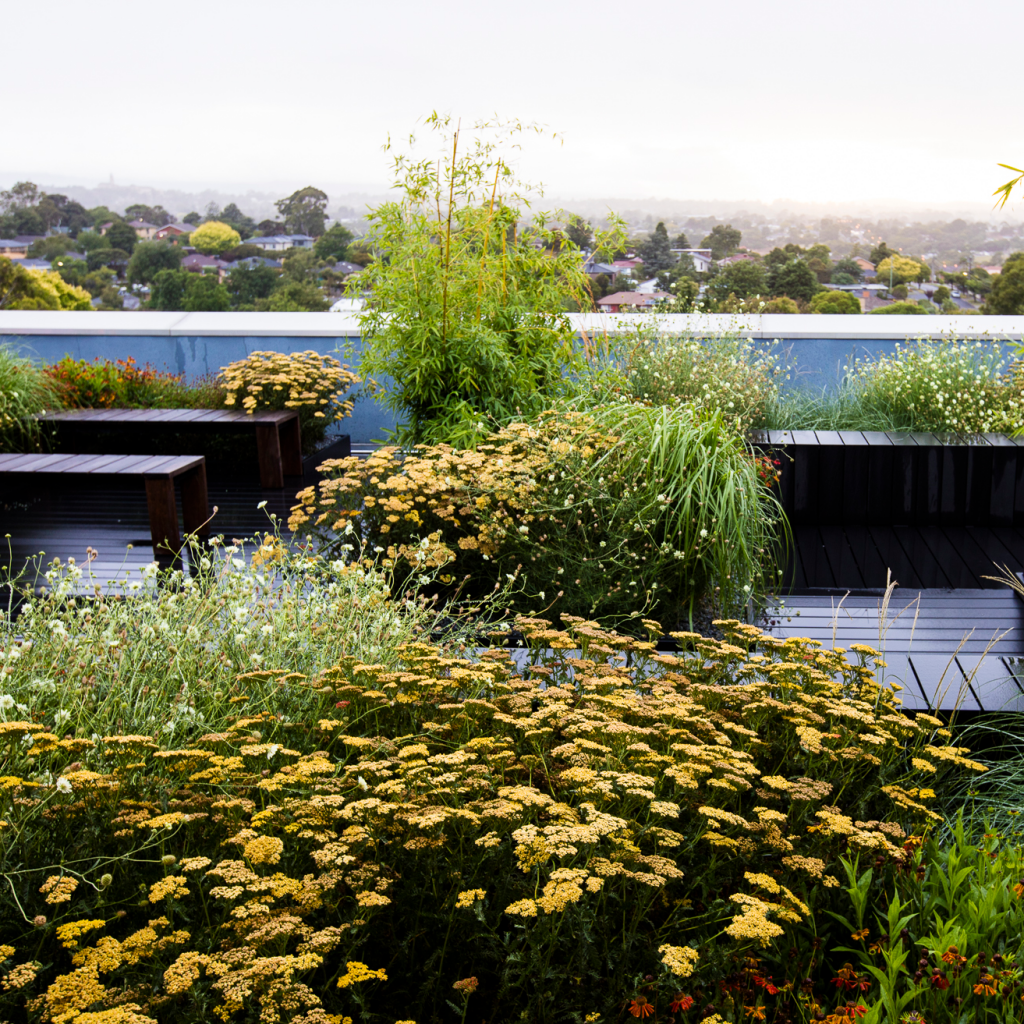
left=745, top=1005, right=766, bottom=1020
left=670, top=994, right=695, bottom=1012
left=629, top=997, right=655, bottom=1018
left=974, top=975, right=998, bottom=997
left=851, top=929, right=869, bottom=941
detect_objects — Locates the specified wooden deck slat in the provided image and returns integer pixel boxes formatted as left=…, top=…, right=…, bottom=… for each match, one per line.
left=958, top=655, right=1024, bottom=712
left=910, top=655, right=981, bottom=711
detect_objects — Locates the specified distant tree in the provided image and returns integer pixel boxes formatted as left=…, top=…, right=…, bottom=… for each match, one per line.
left=96, top=285, right=123, bottom=311
left=833, top=257, right=863, bottom=281
left=60, top=201, right=92, bottom=237
left=183, top=211, right=202, bottom=226
left=2, top=206, right=44, bottom=236
left=0, top=181, right=41, bottom=213
left=767, top=259, right=819, bottom=303
left=637, top=221, right=675, bottom=274
left=875, top=255, right=928, bottom=287
left=564, top=214, right=594, bottom=251
left=204, top=202, right=221, bottom=221
left=148, top=268, right=189, bottom=310
left=706, top=260, right=768, bottom=304
left=933, top=285, right=951, bottom=303
left=125, top=204, right=172, bottom=226
left=869, top=241, right=897, bottom=267
left=313, top=223, right=355, bottom=262
left=673, top=231, right=690, bottom=249
left=809, top=290, right=861, bottom=314
left=281, top=249, right=319, bottom=283
left=76, top=231, right=110, bottom=254
left=345, top=245, right=372, bottom=267
left=28, top=236, right=76, bottom=261
left=665, top=276, right=699, bottom=312
left=700, top=223, right=742, bottom=260
left=219, top=203, right=257, bottom=239
left=831, top=272, right=857, bottom=286
left=275, top=186, right=329, bottom=237
left=764, top=247, right=790, bottom=267
left=257, top=219, right=286, bottom=235
left=183, top=274, right=231, bottom=312
left=53, top=257, right=88, bottom=287
left=220, top=243, right=266, bottom=263
left=87, top=248, right=129, bottom=272
left=226, top=263, right=279, bottom=307
left=105, top=221, right=138, bottom=255
left=985, top=259, right=1024, bottom=314
left=890, top=284, right=909, bottom=301
left=189, top=221, right=242, bottom=256
left=87, top=206, right=121, bottom=230
left=127, top=241, right=183, bottom=285
left=763, top=296, right=800, bottom=314
left=868, top=301, right=928, bottom=315
left=0, top=259, right=92, bottom=310
left=82, top=268, right=116, bottom=297
left=255, top=279, right=329, bottom=311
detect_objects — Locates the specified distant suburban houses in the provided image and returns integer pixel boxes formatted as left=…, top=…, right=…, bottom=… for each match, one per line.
left=244, top=234, right=314, bottom=252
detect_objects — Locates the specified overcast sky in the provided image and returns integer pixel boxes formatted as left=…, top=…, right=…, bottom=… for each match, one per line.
left=5, top=0, right=1020, bottom=212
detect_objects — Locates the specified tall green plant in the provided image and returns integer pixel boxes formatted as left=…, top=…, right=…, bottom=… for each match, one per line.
left=0, top=344, right=60, bottom=453
left=355, top=114, right=622, bottom=446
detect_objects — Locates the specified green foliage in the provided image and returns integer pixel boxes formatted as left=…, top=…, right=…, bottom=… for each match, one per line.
left=876, top=255, right=929, bottom=286
left=810, top=290, right=861, bottom=314
left=104, top=220, right=138, bottom=255
left=706, top=260, right=768, bottom=304
left=637, top=221, right=675, bottom=274
left=189, top=221, right=242, bottom=256
left=700, top=223, right=742, bottom=259
left=985, top=259, right=1024, bottom=314
left=869, top=241, right=898, bottom=266
left=275, top=185, right=329, bottom=237
left=218, top=201, right=257, bottom=238
left=0, top=259, right=92, bottom=311
left=767, top=258, right=819, bottom=303
left=225, top=263, right=280, bottom=306
left=620, top=332, right=781, bottom=433
left=312, top=222, right=355, bottom=262
left=564, top=213, right=593, bottom=250
left=356, top=115, right=620, bottom=446
left=126, top=240, right=183, bottom=285
left=834, top=256, right=864, bottom=282
left=868, top=301, right=928, bottom=315
left=182, top=274, right=231, bottom=311
left=255, top=279, right=328, bottom=312
left=0, top=343, right=60, bottom=452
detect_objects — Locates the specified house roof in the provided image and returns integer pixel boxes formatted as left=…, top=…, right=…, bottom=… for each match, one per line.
left=332, top=261, right=364, bottom=275
left=157, top=223, right=193, bottom=234
left=244, top=234, right=315, bottom=245
left=128, top=219, right=157, bottom=229
left=182, top=254, right=228, bottom=269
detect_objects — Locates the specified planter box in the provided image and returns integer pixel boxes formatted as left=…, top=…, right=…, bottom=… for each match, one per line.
left=752, top=430, right=1024, bottom=527
left=302, top=434, right=351, bottom=479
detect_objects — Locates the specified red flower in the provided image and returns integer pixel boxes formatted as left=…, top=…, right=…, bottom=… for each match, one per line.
left=670, top=994, right=695, bottom=1012
left=629, top=997, right=655, bottom=1018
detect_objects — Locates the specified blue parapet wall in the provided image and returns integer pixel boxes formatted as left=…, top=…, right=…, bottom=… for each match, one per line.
left=2, top=311, right=1024, bottom=445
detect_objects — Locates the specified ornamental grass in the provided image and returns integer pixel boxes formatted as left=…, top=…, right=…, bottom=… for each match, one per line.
left=0, top=343, right=61, bottom=453
left=0, top=541, right=1001, bottom=1023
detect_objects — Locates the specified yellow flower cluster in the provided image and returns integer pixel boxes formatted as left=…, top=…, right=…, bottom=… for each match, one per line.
left=336, top=961, right=388, bottom=988
left=658, top=943, right=699, bottom=978
left=220, top=350, right=360, bottom=422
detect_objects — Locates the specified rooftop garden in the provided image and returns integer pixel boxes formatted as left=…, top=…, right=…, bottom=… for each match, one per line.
left=3, top=121, right=1024, bottom=1024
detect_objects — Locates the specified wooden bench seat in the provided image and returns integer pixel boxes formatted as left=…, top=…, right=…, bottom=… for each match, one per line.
left=38, top=409, right=303, bottom=488
left=0, top=453, right=209, bottom=560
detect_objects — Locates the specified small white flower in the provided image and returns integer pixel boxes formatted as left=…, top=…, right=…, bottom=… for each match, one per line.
left=257, top=500, right=267, bottom=509
left=700, top=529, right=708, bottom=538
left=0, top=694, right=14, bottom=711
left=518, top=525, right=529, bottom=535
left=357, top=775, right=369, bottom=791
left=56, top=777, right=72, bottom=794
left=419, top=538, right=430, bottom=549
left=538, top=591, right=546, bottom=601
left=267, top=744, right=280, bottom=760
left=54, top=709, right=71, bottom=726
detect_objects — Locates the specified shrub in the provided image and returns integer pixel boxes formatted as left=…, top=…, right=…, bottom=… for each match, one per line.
left=868, top=302, right=927, bottom=315
left=810, top=290, right=861, bottom=314
left=0, top=575, right=987, bottom=1023
left=355, top=116, right=621, bottom=446
left=220, top=350, right=362, bottom=452
left=44, top=357, right=224, bottom=411
left=849, top=337, right=1024, bottom=435
left=290, top=403, right=785, bottom=626
left=0, top=259, right=92, bottom=311
left=0, top=344, right=60, bottom=452
left=619, top=332, right=782, bottom=434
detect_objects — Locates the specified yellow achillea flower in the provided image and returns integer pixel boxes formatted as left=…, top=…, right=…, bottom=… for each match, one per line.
left=243, top=835, right=284, bottom=865
left=659, top=943, right=699, bottom=978
left=505, top=899, right=539, bottom=917
left=456, top=889, right=486, bottom=908
left=55, top=919, right=106, bottom=949
left=40, top=875, right=79, bottom=905
left=337, top=961, right=388, bottom=988
left=148, top=876, right=190, bottom=903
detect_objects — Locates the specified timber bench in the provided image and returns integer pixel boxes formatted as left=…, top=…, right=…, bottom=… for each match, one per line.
left=38, top=409, right=303, bottom=489
left=0, top=453, right=209, bottom=559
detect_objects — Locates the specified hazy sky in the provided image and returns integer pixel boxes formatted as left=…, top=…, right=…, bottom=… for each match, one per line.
left=5, top=0, right=1021, bottom=210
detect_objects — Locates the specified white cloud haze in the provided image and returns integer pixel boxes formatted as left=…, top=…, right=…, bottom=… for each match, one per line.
left=4, top=0, right=1020, bottom=214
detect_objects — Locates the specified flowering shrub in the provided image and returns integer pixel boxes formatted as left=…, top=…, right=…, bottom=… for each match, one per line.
left=0, top=344, right=59, bottom=453
left=620, top=333, right=782, bottom=435
left=847, top=338, right=1024, bottom=436
left=0, top=549, right=989, bottom=1022
left=44, top=357, right=223, bottom=411
left=220, top=350, right=362, bottom=452
left=290, top=404, right=785, bottom=626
